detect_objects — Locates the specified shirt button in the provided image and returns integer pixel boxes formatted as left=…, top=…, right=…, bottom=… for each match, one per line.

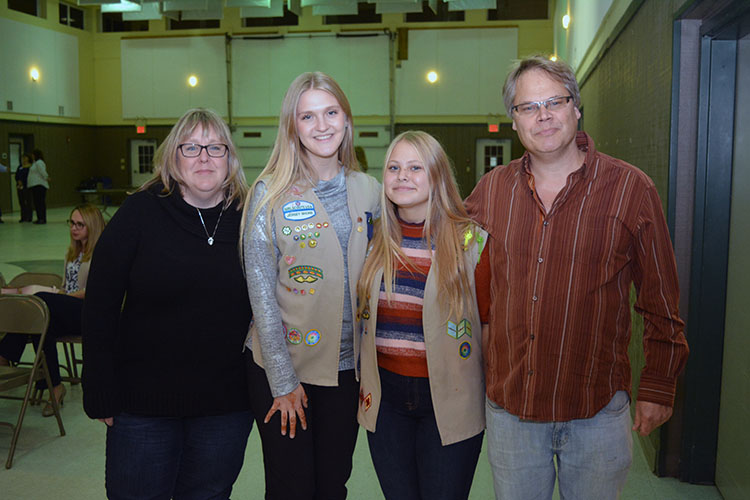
left=532, top=296, right=538, bottom=302
left=543, top=221, right=549, bottom=226
left=530, top=334, right=535, bottom=340
left=528, top=370, right=534, bottom=376
left=537, top=257, right=543, bottom=263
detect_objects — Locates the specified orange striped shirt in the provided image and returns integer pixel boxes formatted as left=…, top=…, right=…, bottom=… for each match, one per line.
left=466, top=132, right=689, bottom=421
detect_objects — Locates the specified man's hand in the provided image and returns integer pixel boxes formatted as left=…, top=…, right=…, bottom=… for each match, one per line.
left=632, top=400, right=672, bottom=436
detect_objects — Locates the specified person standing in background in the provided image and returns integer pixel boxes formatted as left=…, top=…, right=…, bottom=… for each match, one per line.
left=28, top=149, right=49, bottom=224
left=16, top=153, right=34, bottom=223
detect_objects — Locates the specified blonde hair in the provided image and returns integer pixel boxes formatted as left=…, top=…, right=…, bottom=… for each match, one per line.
left=242, top=72, right=358, bottom=238
left=357, top=131, right=474, bottom=321
left=139, top=108, right=248, bottom=208
left=65, top=204, right=105, bottom=263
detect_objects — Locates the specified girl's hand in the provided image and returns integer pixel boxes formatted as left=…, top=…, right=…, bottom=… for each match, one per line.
left=264, top=384, right=308, bottom=438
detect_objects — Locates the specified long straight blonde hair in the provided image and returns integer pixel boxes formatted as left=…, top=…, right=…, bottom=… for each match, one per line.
left=65, top=204, right=105, bottom=263
left=241, top=72, right=359, bottom=240
left=357, top=131, right=474, bottom=321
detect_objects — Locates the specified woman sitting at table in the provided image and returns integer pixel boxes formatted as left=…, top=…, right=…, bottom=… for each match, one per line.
left=0, top=203, right=105, bottom=416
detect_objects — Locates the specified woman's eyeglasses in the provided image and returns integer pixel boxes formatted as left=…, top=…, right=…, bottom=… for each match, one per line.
left=67, top=220, right=86, bottom=229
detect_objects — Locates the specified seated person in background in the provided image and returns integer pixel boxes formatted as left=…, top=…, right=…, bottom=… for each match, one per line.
left=0, top=204, right=105, bottom=416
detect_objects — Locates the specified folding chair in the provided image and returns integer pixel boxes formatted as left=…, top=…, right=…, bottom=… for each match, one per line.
left=0, top=294, right=66, bottom=469
left=58, top=335, right=82, bottom=384
left=5, top=272, right=80, bottom=387
left=7, top=272, right=63, bottom=289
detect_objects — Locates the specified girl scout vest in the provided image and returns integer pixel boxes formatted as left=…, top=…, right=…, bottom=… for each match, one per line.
left=251, top=171, right=380, bottom=387
left=357, top=227, right=488, bottom=445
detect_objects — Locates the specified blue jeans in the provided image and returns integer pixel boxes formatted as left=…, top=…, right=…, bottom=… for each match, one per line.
left=486, top=391, right=632, bottom=500
left=105, top=411, right=253, bottom=500
left=367, top=368, right=484, bottom=500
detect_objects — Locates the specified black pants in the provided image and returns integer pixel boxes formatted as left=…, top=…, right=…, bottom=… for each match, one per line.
left=246, top=352, right=360, bottom=500
left=30, top=185, right=47, bottom=222
left=0, top=292, right=82, bottom=388
left=17, top=188, right=33, bottom=222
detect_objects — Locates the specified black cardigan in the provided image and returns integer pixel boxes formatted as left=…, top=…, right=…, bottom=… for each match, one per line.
left=82, top=185, right=252, bottom=418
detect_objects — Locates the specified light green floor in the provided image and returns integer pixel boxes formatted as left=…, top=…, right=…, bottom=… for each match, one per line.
left=0, top=207, right=724, bottom=499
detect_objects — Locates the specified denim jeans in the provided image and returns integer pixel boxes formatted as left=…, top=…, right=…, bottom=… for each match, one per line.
left=105, top=410, right=253, bottom=500
left=367, top=368, right=484, bottom=500
left=486, top=391, right=632, bottom=500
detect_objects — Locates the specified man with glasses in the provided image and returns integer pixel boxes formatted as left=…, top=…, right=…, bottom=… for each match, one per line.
left=465, top=55, right=689, bottom=499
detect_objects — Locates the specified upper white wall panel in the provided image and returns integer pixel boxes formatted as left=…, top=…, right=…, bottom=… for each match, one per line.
left=0, top=18, right=80, bottom=117
left=395, top=27, right=518, bottom=116
left=231, top=35, right=390, bottom=117
left=121, top=36, right=228, bottom=118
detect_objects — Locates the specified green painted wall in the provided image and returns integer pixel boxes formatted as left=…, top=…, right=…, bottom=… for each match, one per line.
left=715, top=34, right=750, bottom=500
left=575, top=0, right=685, bottom=470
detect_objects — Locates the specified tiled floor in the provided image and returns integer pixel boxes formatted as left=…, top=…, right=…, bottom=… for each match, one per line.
left=0, top=207, right=724, bottom=499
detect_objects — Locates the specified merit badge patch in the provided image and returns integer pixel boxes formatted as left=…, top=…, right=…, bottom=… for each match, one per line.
left=446, top=319, right=472, bottom=339
left=305, top=330, right=320, bottom=346
left=459, top=341, right=471, bottom=359
left=287, top=328, right=302, bottom=345
left=289, top=265, right=324, bottom=283
left=359, top=390, right=372, bottom=411
left=282, top=200, right=316, bottom=221
left=282, top=226, right=292, bottom=236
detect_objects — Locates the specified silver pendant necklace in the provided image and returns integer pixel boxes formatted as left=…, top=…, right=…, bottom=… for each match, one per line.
left=196, top=204, right=225, bottom=246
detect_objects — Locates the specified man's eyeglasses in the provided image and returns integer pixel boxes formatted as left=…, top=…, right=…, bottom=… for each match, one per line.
left=511, top=95, right=574, bottom=116
left=178, top=143, right=228, bottom=158
left=67, top=220, right=86, bottom=229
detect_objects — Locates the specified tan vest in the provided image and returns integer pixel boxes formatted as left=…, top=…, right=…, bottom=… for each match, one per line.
left=357, top=227, right=488, bottom=445
left=251, top=171, right=380, bottom=386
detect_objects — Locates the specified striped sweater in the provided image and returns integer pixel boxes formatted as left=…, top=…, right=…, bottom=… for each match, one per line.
left=375, top=218, right=491, bottom=378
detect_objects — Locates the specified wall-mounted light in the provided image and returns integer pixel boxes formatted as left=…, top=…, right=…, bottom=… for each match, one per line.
left=550, top=55, right=558, bottom=62
left=426, top=70, right=438, bottom=84
left=562, top=14, right=571, bottom=29
left=30, top=67, right=40, bottom=82
left=188, top=75, right=198, bottom=87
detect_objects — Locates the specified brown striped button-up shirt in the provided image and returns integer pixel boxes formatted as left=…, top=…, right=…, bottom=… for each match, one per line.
left=465, top=132, right=688, bottom=421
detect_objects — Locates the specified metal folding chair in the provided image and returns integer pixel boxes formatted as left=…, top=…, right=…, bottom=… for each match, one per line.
left=0, top=294, right=66, bottom=469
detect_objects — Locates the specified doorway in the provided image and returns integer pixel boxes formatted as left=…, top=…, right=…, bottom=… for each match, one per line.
left=475, top=138, right=511, bottom=185
left=130, top=139, right=157, bottom=187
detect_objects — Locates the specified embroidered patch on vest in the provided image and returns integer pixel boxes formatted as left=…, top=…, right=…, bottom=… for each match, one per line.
left=284, top=256, right=296, bottom=266
left=447, top=319, right=472, bottom=339
left=282, top=200, right=316, bottom=221
left=287, top=328, right=302, bottom=345
left=459, top=341, right=471, bottom=359
left=289, top=265, right=324, bottom=283
left=305, top=330, right=320, bottom=346
left=282, top=226, right=292, bottom=236
left=359, top=390, right=372, bottom=411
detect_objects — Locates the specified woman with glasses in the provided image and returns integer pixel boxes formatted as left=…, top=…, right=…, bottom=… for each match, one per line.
left=82, top=108, right=253, bottom=500
left=241, top=72, right=380, bottom=499
left=0, top=203, right=105, bottom=415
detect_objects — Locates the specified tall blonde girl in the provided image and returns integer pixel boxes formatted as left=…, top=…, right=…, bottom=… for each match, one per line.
left=241, top=71, right=380, bottom=500
left=357, top=131, right=489, bottom=500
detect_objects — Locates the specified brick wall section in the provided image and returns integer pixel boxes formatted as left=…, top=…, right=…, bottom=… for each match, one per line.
left=578, top=0, right=681, bottom=468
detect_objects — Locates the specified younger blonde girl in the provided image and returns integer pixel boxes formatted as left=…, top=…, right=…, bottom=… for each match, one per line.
left=357, top=131, right=489, bottom=500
